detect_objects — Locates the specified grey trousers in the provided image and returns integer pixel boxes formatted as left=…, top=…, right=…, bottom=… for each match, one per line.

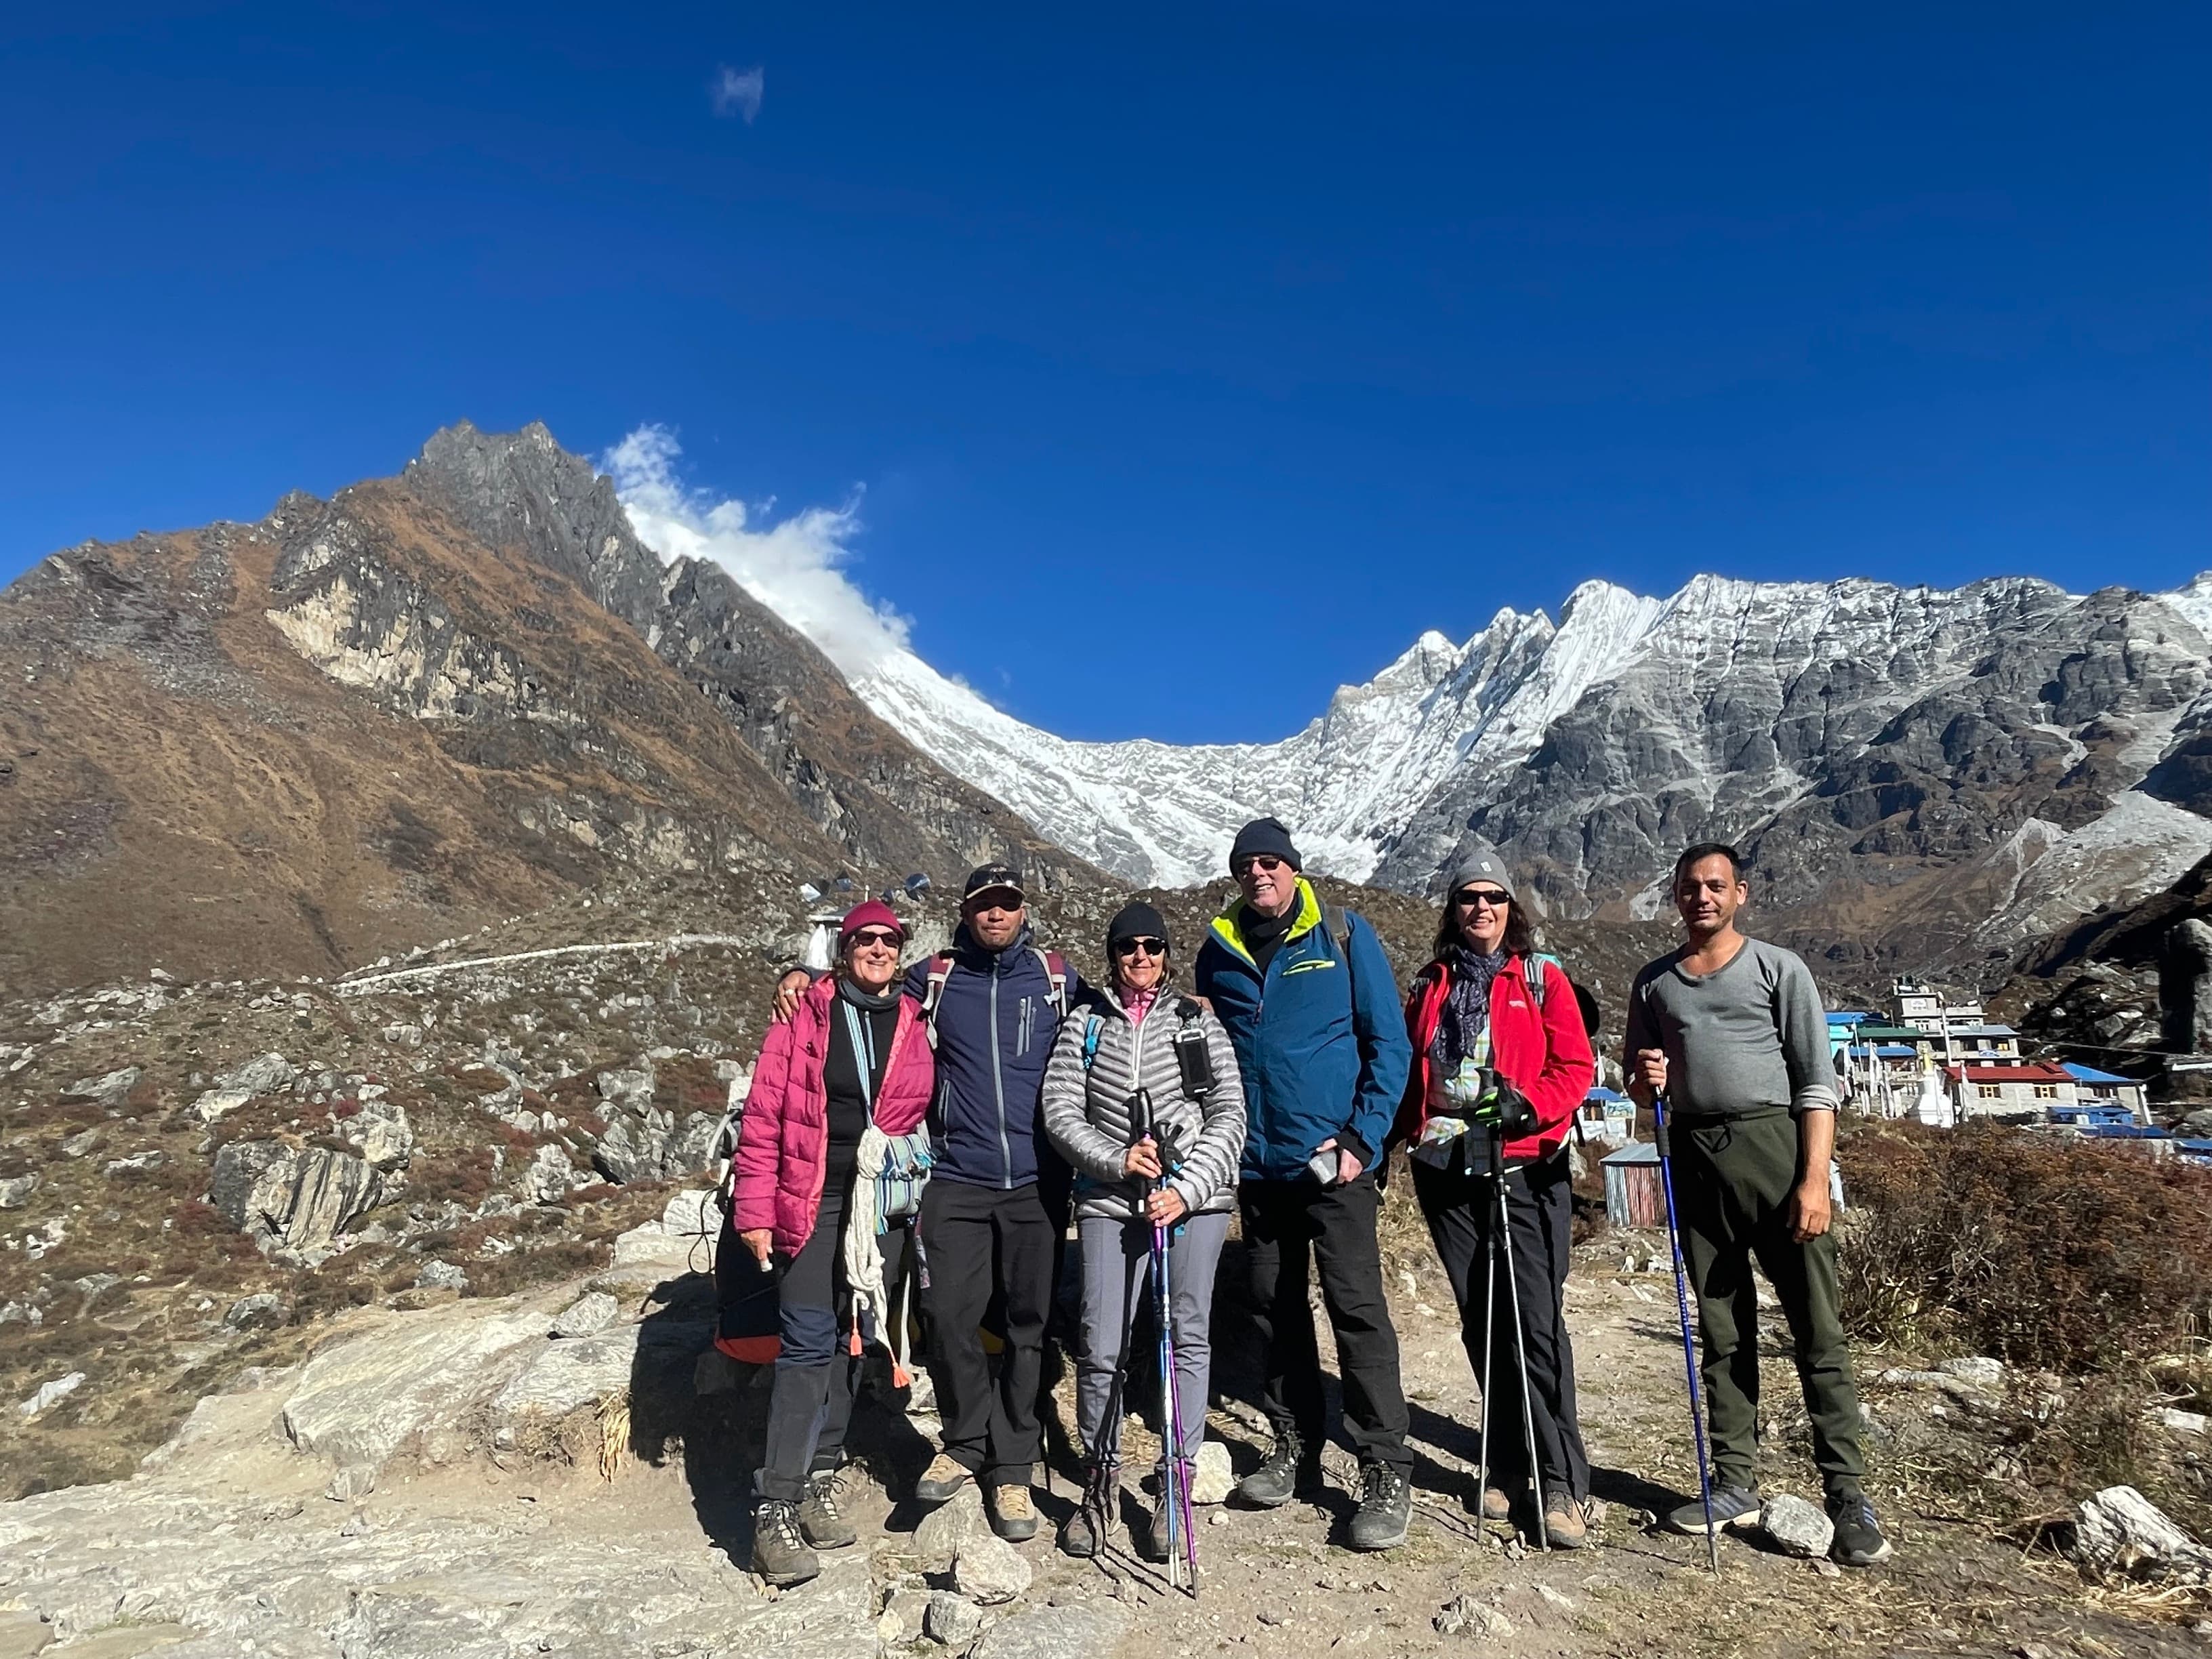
left=1076, top=1210, right=1230, bottom=1466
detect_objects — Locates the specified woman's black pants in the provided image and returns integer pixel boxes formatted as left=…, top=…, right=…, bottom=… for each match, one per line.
left=1411, top=1149, right=1590, bottom=1502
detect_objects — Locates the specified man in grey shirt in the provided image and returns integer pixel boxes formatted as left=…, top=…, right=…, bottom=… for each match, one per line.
left=1625, top=843, right=1890, bottom=1569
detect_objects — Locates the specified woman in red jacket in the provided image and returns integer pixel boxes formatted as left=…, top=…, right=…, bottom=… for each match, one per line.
left=729, top=900, right=935, bottom=1586
left=1394, top=844, right=1595, bottom=1549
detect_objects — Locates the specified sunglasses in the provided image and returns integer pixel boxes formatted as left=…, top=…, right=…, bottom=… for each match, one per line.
left=848, top=928, right=903, bottom=949
left=1234, top=855, right=1288, bottom=877
left=1112, top=936, right=1167, bottom=958
left=1453, top=888, right=1511, bottom=909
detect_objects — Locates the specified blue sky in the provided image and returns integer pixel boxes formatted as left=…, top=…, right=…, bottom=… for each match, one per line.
left=3, top=2, right=2206, bottom=742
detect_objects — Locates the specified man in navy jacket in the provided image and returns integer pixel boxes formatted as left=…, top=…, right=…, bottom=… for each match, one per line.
left=1195, top=818, right=1416, bottom=1550
left=905, top=863, right=1086, bottom=1542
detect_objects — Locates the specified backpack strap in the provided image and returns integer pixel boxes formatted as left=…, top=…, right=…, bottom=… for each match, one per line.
left=920, top=954, right=954, bottom=1050
left=1523, top=952, right=1565, bottom=1011
left=1080, top=1014, right=1103, bottom=1072
left=1325, top=904, right=1357, bottom=1001
left=1031, top=947, right=1070, bottom=1020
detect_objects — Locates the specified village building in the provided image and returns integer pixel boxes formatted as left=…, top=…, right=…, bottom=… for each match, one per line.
left=2058, top=1063, right=2150, bottom=1122
left=1945, top=1061, right=2076, bottom=1121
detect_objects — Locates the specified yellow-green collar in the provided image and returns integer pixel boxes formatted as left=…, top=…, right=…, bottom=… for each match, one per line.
left=1210, top=876, right=1323, bottom=966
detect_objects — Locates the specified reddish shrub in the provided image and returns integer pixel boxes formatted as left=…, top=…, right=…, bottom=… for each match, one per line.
left=1841, top=1121, right=2212, bottom=1373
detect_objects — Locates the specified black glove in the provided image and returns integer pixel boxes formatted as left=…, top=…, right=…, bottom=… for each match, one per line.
left=1471, top=1080, right=1540, bottom=1141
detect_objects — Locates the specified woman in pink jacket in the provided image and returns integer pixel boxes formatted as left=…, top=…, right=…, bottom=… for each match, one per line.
left=728, top=899, right=934, bottom=1586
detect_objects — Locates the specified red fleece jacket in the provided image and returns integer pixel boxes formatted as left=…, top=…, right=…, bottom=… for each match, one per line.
left=1393, top=954, right=1593, bottom=1162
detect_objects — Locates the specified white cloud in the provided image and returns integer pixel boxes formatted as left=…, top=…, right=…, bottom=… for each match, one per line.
left=712, top=64, right=764, bottom=123
left=603, top=425, right=912, bottom=676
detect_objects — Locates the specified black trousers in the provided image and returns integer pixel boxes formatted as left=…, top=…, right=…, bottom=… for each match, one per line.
left=918, top=1177, right=1055, bottom=1485
left=757, top=1174, right=913, bottom=1502
left=1412, top=1151, right=1590, bottom=1502
left=1240, top=1173, right=1411, bottom=1473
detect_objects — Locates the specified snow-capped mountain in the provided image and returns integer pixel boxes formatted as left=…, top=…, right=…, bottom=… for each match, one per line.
left=849, top=580, right=1662, bottom=888
left=846, top=570, right=2212, bottom=957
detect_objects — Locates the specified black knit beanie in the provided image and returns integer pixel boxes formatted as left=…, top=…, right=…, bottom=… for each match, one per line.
left=1229, top=817, right=1302, bottom=873
left=1105, top=901, right=1170, bottom=955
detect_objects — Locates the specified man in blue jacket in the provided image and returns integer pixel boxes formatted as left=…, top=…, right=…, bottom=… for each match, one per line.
left=904, top=863, right=1086, bottom=1542
left=1196, top=819, right=1416, bottom=1551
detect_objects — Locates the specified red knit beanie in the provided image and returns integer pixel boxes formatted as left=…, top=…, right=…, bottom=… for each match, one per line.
left=838, top=899, right=908, bottom=951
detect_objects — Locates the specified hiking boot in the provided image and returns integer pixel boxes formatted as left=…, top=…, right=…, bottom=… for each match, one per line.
left=1057, top=1462, right=1117, bottom=1558
left=750, top=1498, right=819, bottom=1586
left=1826, top=1491, right=1893, bottom=1568
left=1479, top=1484, right=1513, bottom=1522
left=796, top=1467, right=857, bottom=1550
left=1348, top=1462, right=1412, bottom=1551
left=1132, top=1462, right=1191, bottom=1562
left=1543, top=1489, right=1589, bottom=1551
left=1235, top=1427, right=1319, bottom=1509
left=1664, top=1483, right=1760, bottom=1536
left=987, top=1482, right=1038, bottom=1542
left=914, top=1452, right=972, bottom=1506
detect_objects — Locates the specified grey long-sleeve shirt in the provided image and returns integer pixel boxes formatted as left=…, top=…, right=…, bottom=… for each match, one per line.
left=1624, top=936, right=1839, bottom=1118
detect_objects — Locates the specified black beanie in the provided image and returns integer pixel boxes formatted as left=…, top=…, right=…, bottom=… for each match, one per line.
left=1106, top=901, right=1170, bottom=954
left=1229, top=817, right=1302, bottom=873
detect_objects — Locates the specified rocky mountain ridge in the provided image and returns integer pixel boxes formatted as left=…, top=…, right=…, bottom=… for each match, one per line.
left=823, top=562, right=2212, bottom=975
left=0, top=422, right=1098, bottom=998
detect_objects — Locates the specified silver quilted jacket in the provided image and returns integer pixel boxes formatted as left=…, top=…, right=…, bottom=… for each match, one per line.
left=1042, top=985, right=1246, bottom=1221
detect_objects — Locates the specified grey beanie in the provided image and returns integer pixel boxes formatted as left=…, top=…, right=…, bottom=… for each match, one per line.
left=1448, top=841, right=1515, bottom=901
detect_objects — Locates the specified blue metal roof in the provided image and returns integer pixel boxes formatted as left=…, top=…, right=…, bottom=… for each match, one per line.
left=1601, top=1143, right=1659, bottom=1165
left=2061, top=1063, right=2137, bottom=1086
left=1584, top=1087, right=1627, bottom=1103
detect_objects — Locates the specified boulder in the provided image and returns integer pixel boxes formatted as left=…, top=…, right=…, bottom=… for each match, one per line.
left=220, top=1052, right=296, bottom=1094
left=60, top=1128, right=101, bottom=1158
left=210, top=1141, right=382, bottom=1257
left=1759, top=1493, right=1835, bottom=1559
left=597, top=1067, right=655, bottom=1107
left=661, top=1188, right=720, bottom=1242
left=62, top=1067, right=141, bottom=1110
left=550, top=1291, right=619, bottom=1339
left=414, top=1261, right=470, bottom=1292
left=281, top=1306, right=546, bottom=1473
left=972, top=1604, right=1127, bottom=1659
left=926, top=1590, right=985, bottom=1647
left=524, top=1142, right=577, bottom=1204
left=877, top=1585, right=932, bottom=1645
left=951, top=1526, right=1031, bottom=1605
left=594, top=1105, right=675, bottom=1184
left=16, top=1371, right=85, bottom=1418
left=1189, top=1439, right=1233, bottom=1504
left=344, top=1099, right=413, bottom=1170
left=0, top=1172, right=40, bottom=1209
left=2066, top=1485, right=2212, bottom=1584
left=224, top=1292, right=284, bottom=1328
left=491, top=1329, right=640, bottom=1420
left=190, top=1088, right=257, bottom=1124
left=913, top=1485, right=987, bottom=1572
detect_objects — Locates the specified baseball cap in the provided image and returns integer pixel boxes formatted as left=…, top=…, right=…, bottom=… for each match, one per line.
left=962, top=862, right=1027, bottom=905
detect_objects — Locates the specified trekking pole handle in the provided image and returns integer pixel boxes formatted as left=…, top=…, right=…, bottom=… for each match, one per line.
left=1652, top=1094, right=1671, bottom=1160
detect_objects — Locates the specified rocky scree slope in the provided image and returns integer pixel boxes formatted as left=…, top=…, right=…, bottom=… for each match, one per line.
left=0, top=423, right=1097, bottom=998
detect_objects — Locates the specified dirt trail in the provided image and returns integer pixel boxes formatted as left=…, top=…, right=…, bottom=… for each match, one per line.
left=2, top=1237, right=2203, bottom=1659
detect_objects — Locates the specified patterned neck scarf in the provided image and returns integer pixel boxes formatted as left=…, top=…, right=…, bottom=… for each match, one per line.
left=1434, top=945, right=1509, bottom=1071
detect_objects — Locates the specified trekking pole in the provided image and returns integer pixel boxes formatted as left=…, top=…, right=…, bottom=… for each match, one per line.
left=1488, top=1133, right=1549, bottom=1553
left=1130, top=1091, right=1195, bottom=1594
left=1652, top=1093, right=1721, bottom=1576
left=1471, top=1170, right=1500, bottom=1535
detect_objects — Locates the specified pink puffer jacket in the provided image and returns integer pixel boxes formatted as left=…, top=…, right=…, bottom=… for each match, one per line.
left=731, top=977, right=935, bottom=1255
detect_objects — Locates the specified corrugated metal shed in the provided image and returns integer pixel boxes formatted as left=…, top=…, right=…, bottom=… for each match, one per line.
left=1602, top=1141, right=1664, bottom=1229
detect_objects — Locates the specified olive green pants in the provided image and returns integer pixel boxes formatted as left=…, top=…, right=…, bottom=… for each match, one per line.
left=1673, top=1109, right=1865, bottom=1495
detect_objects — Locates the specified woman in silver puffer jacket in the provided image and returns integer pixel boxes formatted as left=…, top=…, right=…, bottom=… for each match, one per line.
left=1042, top=901, right=1245, bottom=1561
